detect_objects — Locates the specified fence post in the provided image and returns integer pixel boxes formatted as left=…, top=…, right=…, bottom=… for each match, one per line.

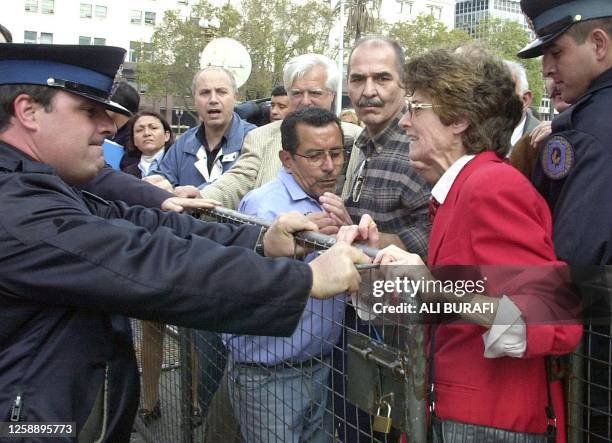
left=179, top=327, right=194, bottom=443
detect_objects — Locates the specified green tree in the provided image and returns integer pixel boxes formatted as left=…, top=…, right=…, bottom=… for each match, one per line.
left=138, top=0, right=335, bottom=103
left=238, top=0, right=335, bottom=99
left=475, top=18, right=544, bottom=107
left=388, top=14, right=472, bottom=60
left=135, top=0, right=241, bottom=113
left=341, top=0, right=384, bottom=45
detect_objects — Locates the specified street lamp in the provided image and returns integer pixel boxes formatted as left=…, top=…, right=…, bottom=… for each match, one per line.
left=176, top=108, right=184, bottom=135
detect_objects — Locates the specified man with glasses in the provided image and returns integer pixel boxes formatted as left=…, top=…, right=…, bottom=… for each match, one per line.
left=198, top=54, right=362, bottom=211
left=226, top=107, right=348, bottom=442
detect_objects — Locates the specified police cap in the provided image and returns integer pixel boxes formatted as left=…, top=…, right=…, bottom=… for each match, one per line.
left=518, top=0, right=612, bottom=59
left=0, top=43, right=131, bottom=115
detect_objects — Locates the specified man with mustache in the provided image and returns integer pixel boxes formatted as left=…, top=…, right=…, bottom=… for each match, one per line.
left=323, top=37, right=431, bottom=254
left=318, top=37, right=431, bottom=443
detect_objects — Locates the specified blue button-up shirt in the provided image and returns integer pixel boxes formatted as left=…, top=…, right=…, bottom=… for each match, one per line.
left=225, top=169, right=346, bottom=365
left=153, top=112, right=255, bottom=188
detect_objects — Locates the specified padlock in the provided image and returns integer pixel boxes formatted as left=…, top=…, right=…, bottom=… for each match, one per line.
left=372, top=400, right=392, bottom=433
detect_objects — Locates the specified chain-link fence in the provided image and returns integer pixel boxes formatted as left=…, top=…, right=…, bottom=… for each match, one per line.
left=130, top=207, right=610, bottom=443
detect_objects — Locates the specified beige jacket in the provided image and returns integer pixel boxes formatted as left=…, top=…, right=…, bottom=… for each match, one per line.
left=200, top=120, right=363, bottom=209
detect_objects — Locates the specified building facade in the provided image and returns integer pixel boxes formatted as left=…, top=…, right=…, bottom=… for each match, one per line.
left=3, top=0, right=234, bottom=62
left=455, top=0, right=532, bottom=38
left=378, top=0, right=455, bottom=28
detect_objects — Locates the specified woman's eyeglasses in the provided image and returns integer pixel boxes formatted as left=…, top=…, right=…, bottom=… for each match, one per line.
left=405, top=98, right=435, bottom=117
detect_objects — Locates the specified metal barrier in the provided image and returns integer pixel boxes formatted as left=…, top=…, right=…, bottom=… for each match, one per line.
left=567, top=322, right=612, bottom=442
left=130, top=207, right=610, bottom=443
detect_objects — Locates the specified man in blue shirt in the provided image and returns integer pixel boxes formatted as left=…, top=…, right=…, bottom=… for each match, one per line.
left=151, top=67, right=255, bottom=189
left=226, top=107, right=346, bottom=442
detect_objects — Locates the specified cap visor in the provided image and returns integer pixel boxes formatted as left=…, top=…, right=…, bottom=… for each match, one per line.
left=518, top=26, right=573, bottom=59
left=66, top=90, right=132, bottom=116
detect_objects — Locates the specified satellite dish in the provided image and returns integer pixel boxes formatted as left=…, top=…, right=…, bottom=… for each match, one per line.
left=199, top=38, right=252, bottom=89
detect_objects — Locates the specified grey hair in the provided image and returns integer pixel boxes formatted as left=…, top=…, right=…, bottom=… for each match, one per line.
left=503, top=60, right=529, bottom=95
left=191, top=66, right=238, bottom=95
left=348, top=36, right=406, bottom=81
left=282, top=54, right=339, bottom=91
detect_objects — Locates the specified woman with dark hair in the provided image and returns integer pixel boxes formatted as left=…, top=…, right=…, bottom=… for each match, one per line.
left=124, top=111, right=174, bottom=179
left=342, top=47, right=582, bottom=442
left=124, top=111, right=174, bottom=423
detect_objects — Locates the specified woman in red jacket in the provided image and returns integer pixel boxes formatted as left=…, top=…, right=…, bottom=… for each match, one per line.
left=347, top=47, right=582, bottom=442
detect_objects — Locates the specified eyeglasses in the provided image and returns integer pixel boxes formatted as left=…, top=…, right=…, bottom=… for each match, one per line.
left=293, top=148, right=344, bottom=166
left=288, top=88, right=330, bottom=99
left=405, top=99, right=435, bottom=117
left=351, top=157, right=369, bottom=203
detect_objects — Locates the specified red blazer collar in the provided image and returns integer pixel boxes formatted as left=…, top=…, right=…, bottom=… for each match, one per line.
left=428, top=151, right=504, bottom=264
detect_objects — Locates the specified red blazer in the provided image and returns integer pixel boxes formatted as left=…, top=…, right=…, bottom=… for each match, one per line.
left=428, top=151, right=582, bottom=440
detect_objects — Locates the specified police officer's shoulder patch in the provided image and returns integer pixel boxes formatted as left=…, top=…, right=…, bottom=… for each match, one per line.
left=541, top=135, right=574, bottom=180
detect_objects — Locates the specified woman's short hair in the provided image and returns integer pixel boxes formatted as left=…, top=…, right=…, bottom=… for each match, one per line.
left=404, top=45, right=523, bottom=157
left=126, top=111, right=175, bottom=153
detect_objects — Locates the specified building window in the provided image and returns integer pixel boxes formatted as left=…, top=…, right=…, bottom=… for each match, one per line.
left=129, top=41, right=140, bottom=62
left=130, top=10, right=142, bottom=24
left=80, top=3, right=92, bottom=18
left=41, top=0, right=54, bottom=14
left=426, top=4, right=442, bottom=20
left=25, top=0, right=38, bottom=12
left=95, top=5, right=107, bottom=18
left=129, top=41, right=152, bottom=62
left=39, top=32, right=53, bottom=43
left=396, top=0, right=413, bottom=14
left=144, top=11, right=156, bottom=26
left=24, top=30, right=38, bottom=43
left=79, top=36, right=106, bottom=45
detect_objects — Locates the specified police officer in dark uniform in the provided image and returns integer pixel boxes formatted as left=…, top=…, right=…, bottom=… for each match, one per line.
left=519, top=0, right=612, bottom=438
left=0, top=43, right=369, bottom=442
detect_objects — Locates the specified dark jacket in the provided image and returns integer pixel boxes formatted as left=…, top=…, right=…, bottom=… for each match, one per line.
left=0, top=142, right=311, bottom=442
left=156, top=113, right=255, bottom=188
left=533, top=68, right=612, bottom=266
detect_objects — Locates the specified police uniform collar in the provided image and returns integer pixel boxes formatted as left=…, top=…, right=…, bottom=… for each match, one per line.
left=0, top=141, right=55, bottom=174
left=518, top=0, right=612, bottom=59
left=0, top=43, right=130, bottom=116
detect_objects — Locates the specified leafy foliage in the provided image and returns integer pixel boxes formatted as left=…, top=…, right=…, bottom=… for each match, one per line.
left=388, top=14, right=472, bottom=60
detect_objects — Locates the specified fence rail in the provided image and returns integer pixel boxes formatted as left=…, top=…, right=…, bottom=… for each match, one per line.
left=130, top=208, right=610, bottom=443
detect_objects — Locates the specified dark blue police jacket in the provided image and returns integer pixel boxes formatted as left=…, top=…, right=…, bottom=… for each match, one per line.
left=533, top=68, right=612, bottom=266
left=0, top=142, right=311, bottom=442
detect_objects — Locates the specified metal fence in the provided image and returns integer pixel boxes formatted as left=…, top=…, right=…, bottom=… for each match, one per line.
left=130, top=207, right=611, bottom=443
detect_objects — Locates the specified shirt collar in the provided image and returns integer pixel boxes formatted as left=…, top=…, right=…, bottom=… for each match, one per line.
left=195, top=113, right=243, bottom=154
left=278, top=168, right=320, bottom=206
left=0, top=141, right=55, bottom=175
left=431, top=154, right=475, bottom=204
left=510, top=114, right=527, bottom=146
left=355, top=105, right=407, bottom=155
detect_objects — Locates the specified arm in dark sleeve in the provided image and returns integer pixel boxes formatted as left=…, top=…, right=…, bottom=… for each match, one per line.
left=0, top=176, right=311, bottom=337
left=78, top=165, right=173, bottom=208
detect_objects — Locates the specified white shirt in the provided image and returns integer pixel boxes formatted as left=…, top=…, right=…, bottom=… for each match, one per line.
left=138, top=149, right=165, bottom=177
left=510, top=114, right=527, bottom=147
